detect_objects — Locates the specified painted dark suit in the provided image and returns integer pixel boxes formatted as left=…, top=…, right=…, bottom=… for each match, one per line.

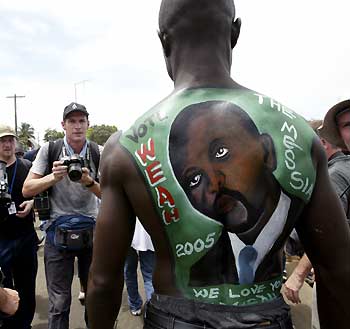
left=119, top=88, right=316, bottom=305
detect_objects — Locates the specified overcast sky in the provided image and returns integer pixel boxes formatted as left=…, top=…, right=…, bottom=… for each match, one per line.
left=1, top=0, right=349, bottom=144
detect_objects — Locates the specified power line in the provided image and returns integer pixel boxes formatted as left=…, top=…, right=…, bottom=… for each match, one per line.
left=6, top=94, right=25, bottom=135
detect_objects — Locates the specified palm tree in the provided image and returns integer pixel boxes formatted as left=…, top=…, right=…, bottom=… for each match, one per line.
left=18, top=122, right=35, bottom=150
left=43, top=128, right=64, bottom=142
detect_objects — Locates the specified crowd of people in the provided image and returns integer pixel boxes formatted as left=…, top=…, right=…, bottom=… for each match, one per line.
left=1, top=0, right=350, bottom=329
left=0, top=101, right=155, bottom=329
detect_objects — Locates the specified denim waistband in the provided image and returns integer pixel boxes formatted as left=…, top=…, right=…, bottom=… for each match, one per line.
left=145, top=301, right=293, bottom=329
left=147, top=294, right=292, bottom=329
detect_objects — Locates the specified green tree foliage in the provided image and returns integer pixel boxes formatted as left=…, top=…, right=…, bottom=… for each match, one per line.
left=18, top=122, right=35, bottom=150
left=44, top=128, right=64, bottom=142
left=87, top=124, right=118, bottom=145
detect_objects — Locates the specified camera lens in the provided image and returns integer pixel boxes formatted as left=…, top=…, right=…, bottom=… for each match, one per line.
left=68, top=164, right=83, bottom=181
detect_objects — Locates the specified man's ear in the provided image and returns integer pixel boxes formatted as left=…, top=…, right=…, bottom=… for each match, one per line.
left=157, top=30, right=171, bottom=57
left=231, top=18, right=241, bottom=49
left=61, top=121, right=65, bottom=130
left=320, top=138, right=327, bottom=149
left=157, top=30, right=173, bottom=80
left=260, top=133, right=277, bottom=172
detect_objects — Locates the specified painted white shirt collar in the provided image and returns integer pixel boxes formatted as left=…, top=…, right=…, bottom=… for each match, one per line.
left=228, top=190, right=291, bottom=282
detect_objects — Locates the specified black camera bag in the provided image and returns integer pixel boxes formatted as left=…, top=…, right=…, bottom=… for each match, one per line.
left=47, top=215, right=95, bottom=251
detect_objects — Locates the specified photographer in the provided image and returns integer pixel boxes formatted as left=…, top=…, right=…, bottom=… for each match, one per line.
left=23, top=102, right=101, bottom=329
left=0, top=125, right=37, bottom=329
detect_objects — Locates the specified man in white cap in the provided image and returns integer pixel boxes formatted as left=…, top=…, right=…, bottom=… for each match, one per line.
left=0, top=124, right=36, bottom=328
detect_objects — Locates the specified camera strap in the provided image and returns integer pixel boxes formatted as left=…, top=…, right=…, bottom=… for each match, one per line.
left=62, top=141, right=91, bottom=168
left=8, top=159, right=17, bottom=194
left=63, top=136, right=88, bottom=158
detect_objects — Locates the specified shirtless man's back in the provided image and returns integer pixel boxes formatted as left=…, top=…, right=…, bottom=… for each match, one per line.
left=87, top=1, right=350, bottom=328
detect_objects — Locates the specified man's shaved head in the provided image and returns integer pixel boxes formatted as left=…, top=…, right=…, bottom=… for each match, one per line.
left=159, top=0, right=235, bottom=39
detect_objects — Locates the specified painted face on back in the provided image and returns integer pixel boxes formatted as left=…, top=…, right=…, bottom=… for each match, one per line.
left=169, top=102, right=278, bottom=235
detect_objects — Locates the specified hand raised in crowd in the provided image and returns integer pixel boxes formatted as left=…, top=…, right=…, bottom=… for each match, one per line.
left=282, top=272, right=304, bottom=304
left=0, top=288, right=20, bottom=316
left=51, top=160, right=68, bottom=182
left=16, top=200, right=34, bottom=218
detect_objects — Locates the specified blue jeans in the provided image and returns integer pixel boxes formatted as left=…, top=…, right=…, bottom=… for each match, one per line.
left=44, top=241, right=92, bottom=329
left=124, top=248, right=155, bottom=311
left=0, top=231, right=38, bottom=329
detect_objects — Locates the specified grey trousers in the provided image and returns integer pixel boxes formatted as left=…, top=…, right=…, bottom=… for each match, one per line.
left=44, top=241, right=92, bottom=329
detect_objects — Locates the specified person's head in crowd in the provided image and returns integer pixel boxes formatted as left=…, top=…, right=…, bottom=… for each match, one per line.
left=0, top=125, right=17, bottom=162
left=15, top=142, right=25, bottom=158
left=319, top=99, right=350, bottom=151
left=309, top=119, right=342, bottom=160
left=61, top=102, right=89, bottom=145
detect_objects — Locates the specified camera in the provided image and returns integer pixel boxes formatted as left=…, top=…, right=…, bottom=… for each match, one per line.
left=34, top=191, right=50, bottom=220
left=0, top=161, right=11, bottom=211
left=61, top=154, right=85, bottom=181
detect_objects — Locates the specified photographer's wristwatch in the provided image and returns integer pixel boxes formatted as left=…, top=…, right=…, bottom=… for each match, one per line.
left=85, top=180, right=95, bottom=188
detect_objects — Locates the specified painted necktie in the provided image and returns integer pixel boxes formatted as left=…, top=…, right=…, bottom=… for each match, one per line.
left=238, top=245, right=258, bottom=284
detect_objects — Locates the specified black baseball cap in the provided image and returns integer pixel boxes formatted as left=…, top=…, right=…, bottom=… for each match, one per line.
left=63, top=102, right=89, bottom=120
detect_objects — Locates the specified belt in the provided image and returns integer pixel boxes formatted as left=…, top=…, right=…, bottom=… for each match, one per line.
left=145, top=307, right=213, bottom=329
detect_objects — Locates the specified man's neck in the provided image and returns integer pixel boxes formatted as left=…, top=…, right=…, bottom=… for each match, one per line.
left=66, top=138, right=86, bottom=154
left=0, top=155, right=16, bottom=167
left=328, top=150, right=343, bottom=162
left=174, top=69, right=238, bottom=91
left=172, top=46, right=239, bottom=90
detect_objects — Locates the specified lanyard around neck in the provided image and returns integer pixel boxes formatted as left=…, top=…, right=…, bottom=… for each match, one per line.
left=62, top=143, right=90, bottom=163
left=8, top=159, right=18, bottom=194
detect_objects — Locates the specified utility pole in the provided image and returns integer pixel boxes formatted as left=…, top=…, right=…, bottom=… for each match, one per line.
left=6, top=94, right=25, bottom=135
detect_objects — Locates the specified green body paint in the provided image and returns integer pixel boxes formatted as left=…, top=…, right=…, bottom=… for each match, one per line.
left=120, top=88, right=316, bottom=305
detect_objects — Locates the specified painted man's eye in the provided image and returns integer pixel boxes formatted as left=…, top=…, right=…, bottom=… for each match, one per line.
left=189, top=174, right=202, bottom=188
left=215, top=147, right=229, bottom=158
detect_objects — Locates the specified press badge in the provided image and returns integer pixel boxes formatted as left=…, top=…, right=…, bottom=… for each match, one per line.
left=8, top=202, right=17, bottom=215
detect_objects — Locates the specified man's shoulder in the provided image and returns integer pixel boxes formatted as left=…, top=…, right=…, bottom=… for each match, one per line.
left=329, top=155, right=350, bottom=175
left=100, top=131, right=132, bottom=179
left=18, top=158, right=32, bottom=170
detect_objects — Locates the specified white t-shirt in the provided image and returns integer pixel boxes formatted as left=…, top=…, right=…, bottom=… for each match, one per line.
left=131, top=219, right=154, bottom=251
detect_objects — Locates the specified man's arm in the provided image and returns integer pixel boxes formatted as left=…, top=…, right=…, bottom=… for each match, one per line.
left=87, top=133, right=135, bottom=329
left=283, top=254, right=312, bottom=304
left=296, top=141, right=350, bottom=328
left=22, top=160, right=67, bottom=198
left=328, top=166, right=350, bottom=216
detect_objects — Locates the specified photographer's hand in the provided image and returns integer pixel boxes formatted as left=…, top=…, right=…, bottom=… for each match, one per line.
left=80, top=167, right=92, bottom=186
left=52, top=160, right=68, bottom=182
left=16, top=200, right=34, bottom=218
left=80, top=167, right=101, bottom=198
